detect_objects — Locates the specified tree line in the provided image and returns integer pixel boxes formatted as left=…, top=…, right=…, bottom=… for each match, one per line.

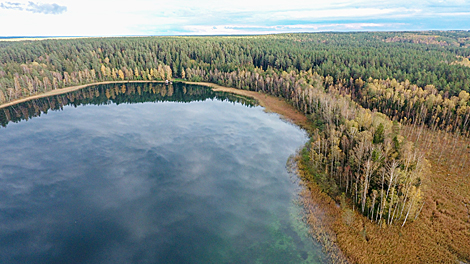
left=1, top=32, right=470, bottom=104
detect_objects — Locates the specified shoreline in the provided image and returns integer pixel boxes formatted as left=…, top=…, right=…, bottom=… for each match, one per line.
left=184, top=81, right=310, bottom=130
left=0, top=81, right=310, bottom=130
left=0, top=80, right=166, bottom=110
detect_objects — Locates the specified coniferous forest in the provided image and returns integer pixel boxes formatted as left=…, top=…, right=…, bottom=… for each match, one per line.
left=1, top=31, right=470, bottom=263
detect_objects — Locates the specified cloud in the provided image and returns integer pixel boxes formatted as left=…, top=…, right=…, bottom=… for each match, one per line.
left=180, top=23, right=402, bottom=35
left=267, top=8, right=410, bottom=20
left=0, top=1, right=23, bottom=10
left=26, top=1, right=67, bottom=14
left=0, top=1, right=66, bottom=14
left=0, top=0, right=469, bottom=36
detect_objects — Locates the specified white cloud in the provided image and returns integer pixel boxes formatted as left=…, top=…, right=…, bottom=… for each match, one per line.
left=437, top=12, right=470, bottom=16
left=182, top=23, right=401, bottom=35
left=0, top=0, right=468, bottom=36
left=0, top=1, right=67, bottom=14
left=267, top=8, right=404, bottom=20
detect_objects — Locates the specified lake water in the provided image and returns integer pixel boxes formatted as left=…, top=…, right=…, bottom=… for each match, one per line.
left=0, top=83, right=328, bottom=263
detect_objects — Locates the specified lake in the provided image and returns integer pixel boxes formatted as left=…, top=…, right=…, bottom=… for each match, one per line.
left=0, top=83, right=328, bottom=263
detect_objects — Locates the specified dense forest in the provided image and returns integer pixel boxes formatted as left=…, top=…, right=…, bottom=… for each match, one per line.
left=1, top=31, right=470, bottom=228
left=1, top=31, right=470, bottom=100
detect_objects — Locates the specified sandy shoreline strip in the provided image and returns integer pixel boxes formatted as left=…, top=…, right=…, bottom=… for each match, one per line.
left=0, top=81, right=165, bottom=110
left=184, top=81, right=309, bottom=129
left=0, top=80, right=309, bottom=130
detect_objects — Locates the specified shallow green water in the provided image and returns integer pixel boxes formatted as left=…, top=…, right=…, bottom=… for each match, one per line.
left=0, top=83, right=328, bottom=263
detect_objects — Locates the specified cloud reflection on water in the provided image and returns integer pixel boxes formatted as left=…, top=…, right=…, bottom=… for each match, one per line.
left=0, top=91, right=321, bottom=263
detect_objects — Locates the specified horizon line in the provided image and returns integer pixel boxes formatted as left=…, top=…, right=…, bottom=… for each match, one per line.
left=1, top=29, right=470, bottom=40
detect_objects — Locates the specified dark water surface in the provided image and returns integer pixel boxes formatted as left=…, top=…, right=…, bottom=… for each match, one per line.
left=0, top=83, right=327, bottom=263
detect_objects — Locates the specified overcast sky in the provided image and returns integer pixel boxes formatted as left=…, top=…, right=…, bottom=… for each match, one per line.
left=1, top=0, right=469, bottom=36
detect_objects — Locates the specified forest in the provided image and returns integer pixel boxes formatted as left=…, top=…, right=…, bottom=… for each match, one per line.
left=1, top=32, right=470, bottom=100
left=1, top=31, right=470, bottom=262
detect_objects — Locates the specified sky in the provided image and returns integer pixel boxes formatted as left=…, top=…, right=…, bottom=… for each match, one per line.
left=0, top=0, right=469, bottom=36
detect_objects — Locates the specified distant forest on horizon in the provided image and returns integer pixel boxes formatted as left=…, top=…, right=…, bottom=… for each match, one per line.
left=1, top=31, right=470, bottom=95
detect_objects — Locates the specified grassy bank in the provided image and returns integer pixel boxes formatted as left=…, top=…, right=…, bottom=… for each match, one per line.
left=204, top=83, right=470, bottom=263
